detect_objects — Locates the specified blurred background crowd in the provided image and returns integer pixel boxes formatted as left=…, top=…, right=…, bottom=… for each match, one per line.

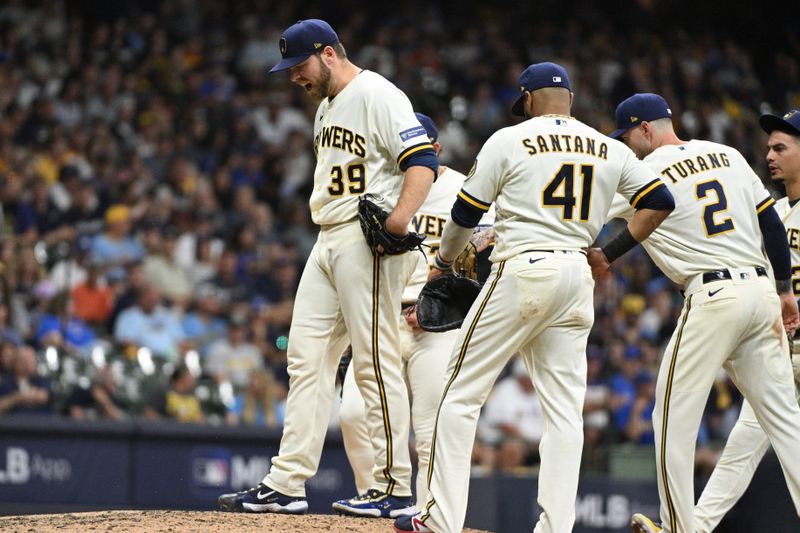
left=0, top=0, right=797, bottom=477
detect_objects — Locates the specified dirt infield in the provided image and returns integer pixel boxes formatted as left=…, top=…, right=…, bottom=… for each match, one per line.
left=0, top=509, right=492, bottom=532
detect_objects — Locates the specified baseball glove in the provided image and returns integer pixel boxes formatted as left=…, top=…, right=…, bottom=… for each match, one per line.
left=416, top=275, right=482, bottom=332
left=358, top=195, right=426, bottom=256
left=453, top=242, right=478, bottom=280
left=453, top=227, right=495, bottom=281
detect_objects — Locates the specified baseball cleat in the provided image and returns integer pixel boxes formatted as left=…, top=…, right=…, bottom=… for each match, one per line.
left=393, top=513, right=434, bottom=532
left=331, top=488, right=415, bottom=518
left=217, top=483, right=308, bottom=514
left=631, top=513, right=662, bottom=533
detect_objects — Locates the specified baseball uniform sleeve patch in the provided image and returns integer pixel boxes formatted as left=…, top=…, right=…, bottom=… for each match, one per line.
left=399, top=125, right=427, bottom=142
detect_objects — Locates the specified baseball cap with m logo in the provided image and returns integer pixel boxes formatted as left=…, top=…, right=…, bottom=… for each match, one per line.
left=269, top=19, right=339, bottom=73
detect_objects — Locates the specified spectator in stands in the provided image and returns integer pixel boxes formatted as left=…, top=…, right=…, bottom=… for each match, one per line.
left=211, top=249, right=252, bottom=308
left=13, top=176, right=65, bottom=244
left=35, top=291, right=96, bottom=354
left=60, top=176, right=106, bottom=241
left=184, top=235, right=219, bottom=289
left=107, top=261, right=147, bottom=333
left=142, top=224, right=191, bottom=308
left=0, top=341, right=18, bottom=376
left=8, top=247, right=49, bottom=335
left=113, top=285, right=186, bottom=361
left=477, top=358, right=545, bottom=471
left=48, top=236, right=90, bottom=292
left=0, top=345, right=51, bottom=415
left=63, top=366, right=126, bottom=421
left=584, top=347, right=611, bottom=469
left=624, top=370, right=656, bottom=445
left=609, top=346, right=643, bottom=440
left=226, top=368, right=283, bottom=427
left=144, top=365, right=205, bottom=424
left=90, top=204, right=145, bottom=268
left=0, top=301, right=22, bottom=346
left=181, top=285, right=227, bottom=356
left=71, top=258, right=115, bottom=328
left=205, top=311, right=262, bottom=390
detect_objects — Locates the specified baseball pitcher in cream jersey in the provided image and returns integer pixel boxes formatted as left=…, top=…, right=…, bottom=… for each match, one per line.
left=601, top=94, right=800, bottom=533
left=394, top=64, right=674, bottom=533
left=219, top=19, right=437, bottom=517
left=340, top=113, right=494, bottom=509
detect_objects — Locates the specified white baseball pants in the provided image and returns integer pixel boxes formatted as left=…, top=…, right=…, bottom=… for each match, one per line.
left=263, top=221, right=412, bottom=497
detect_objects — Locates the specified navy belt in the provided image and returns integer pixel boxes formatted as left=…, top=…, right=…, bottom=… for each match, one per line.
left=702, top=266, right=768, bottom=284
left=523, top=249, right=587, bottom=256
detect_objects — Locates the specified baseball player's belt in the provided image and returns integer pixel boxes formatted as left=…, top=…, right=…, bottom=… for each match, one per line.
left=523, top=249, right=588, bottom=256
left=702, top=266, right=768, bottom=284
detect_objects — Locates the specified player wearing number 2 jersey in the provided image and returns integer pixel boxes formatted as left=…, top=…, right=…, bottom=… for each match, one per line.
left=686, top=109, right=800, bottom=533
left=395, top=63, right=674, bottom=533
left=598, top=94, right=800, bottom=533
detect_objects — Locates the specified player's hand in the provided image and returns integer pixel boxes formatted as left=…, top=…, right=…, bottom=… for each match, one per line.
left=376, top=213, right=409, bottom=255
left=385, top=212, right=409, bottom=237
left=471, top=228, right=495, bottom=253
left=779, top=291, right=800, bottom=337
left=403, top=304, right=422, bottom=332
left=585, top=247, right=610, bottom=279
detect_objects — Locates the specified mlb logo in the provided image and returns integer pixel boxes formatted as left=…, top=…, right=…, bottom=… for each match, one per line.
left=553, top=76, right=562, bottom=82
left=193, top=458, right=229, bottom=487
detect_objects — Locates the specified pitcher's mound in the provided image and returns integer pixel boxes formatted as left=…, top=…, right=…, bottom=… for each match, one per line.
left=0, top=509, right=492, bottom=532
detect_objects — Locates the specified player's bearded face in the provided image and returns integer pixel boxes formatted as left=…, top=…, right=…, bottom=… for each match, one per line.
left=290, top=55, right=333, bottom=100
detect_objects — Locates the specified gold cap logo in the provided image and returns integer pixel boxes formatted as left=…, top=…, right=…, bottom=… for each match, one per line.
left=630, top=116, right=639, bottom=123
left=314, top=42, right=322, bottom=49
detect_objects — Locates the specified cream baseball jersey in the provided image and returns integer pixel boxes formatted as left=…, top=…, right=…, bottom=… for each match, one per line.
left=610, top=140, right=773, bottom=285
left=458, top=115, right=662, bottom=261
left=401, top=167, right=494, bottom=303
left=310, top=70, right=433, bottom=225
left=776, top=197, right=800, bottom=296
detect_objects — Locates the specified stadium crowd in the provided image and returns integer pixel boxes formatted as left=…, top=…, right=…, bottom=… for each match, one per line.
left=0, top=0, right=797, bottom=475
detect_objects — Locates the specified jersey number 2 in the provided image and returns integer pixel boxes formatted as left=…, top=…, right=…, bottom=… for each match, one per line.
left=696, top=179, right=734, bottom=237
left=329, top=163, right=366, bottom=195
left=542, top=163, right=594, bottom=221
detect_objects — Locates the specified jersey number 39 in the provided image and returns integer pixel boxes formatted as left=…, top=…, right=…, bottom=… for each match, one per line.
left=329, top=163, right=366, bottom=196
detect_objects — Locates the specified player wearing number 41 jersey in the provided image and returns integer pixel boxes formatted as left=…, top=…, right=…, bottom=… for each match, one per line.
left=598, top=94, right=800, bottom=533
left=395, top=63, right=675, bottom=533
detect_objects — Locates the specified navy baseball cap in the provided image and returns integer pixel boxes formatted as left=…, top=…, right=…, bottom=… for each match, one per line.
left=759, top=109, right=800, bottom=136
left=415, top=112, right=439, bottom=142
left=611, top=93, right=673, bottom=139
left=269, top=19, right=339, bottom=73
left=511, top=62, right=572, bottom=117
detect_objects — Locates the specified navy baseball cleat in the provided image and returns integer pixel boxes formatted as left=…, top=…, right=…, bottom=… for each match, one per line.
left=331, top=488, right=415, bottom=518
left=394, top=513, right=434, bottom=532
left=631, top=513, right=662, bottom=533
left=217, top=483, right=308, bottom=514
